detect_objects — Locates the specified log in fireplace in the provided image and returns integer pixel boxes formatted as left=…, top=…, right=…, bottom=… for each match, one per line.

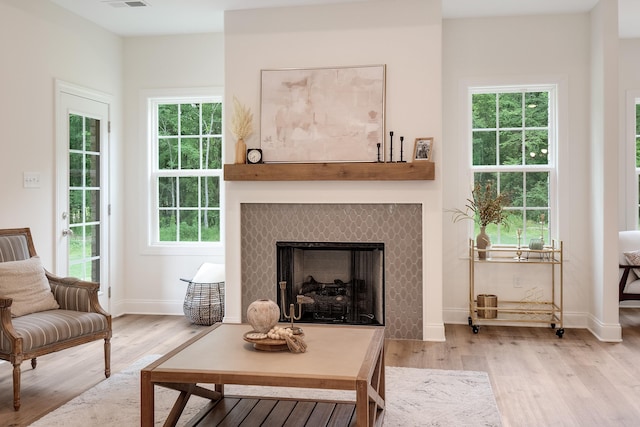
left=276, top=241, right=384, bottom=325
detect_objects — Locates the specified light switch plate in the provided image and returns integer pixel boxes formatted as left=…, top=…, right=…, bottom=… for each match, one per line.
left=23, top=172, right=41, bottom=189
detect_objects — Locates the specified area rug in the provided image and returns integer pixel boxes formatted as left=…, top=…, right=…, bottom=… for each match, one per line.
left=30, top=355, right=502, bottom=427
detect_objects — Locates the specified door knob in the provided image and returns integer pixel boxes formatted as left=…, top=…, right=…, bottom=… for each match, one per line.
left=62, top=229, right=74, bottom=236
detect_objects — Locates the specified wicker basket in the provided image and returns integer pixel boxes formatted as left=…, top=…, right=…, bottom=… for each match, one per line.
left=182, top=281, right=225, bottom=325
left=477, top=294, right=498, bottom=319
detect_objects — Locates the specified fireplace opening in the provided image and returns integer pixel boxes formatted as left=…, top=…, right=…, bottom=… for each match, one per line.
left=276, top=241, right=384, bottom=326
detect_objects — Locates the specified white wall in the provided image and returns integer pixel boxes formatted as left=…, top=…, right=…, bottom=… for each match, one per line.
left=0, top=0, right=124, bottom=311
left=118, top=33, right=225, bottom=316
left=588, top=0, right=621, bottom=341
left=442, top=14, right=603, bottom=332
left=224, top=0, right=445, bottom=340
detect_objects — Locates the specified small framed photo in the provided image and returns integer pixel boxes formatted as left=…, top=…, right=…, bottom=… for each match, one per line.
left=413, top=137, right=434, bottom=161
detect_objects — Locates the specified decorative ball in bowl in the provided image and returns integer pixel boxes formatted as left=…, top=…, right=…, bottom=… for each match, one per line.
left=247, top=299, right=280, bottom=333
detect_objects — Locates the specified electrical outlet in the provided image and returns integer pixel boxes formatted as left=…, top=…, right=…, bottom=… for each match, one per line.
left=513, top=276, right=522, bottom=288
left=23, top=172, right=41, bottom=189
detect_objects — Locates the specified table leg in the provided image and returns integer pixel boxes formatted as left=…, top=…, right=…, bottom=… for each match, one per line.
left=355, top=379, right=370, bottom=426
left=356, top=343, right=385, bottom=426
left=140, top=370, right=155, bottom=427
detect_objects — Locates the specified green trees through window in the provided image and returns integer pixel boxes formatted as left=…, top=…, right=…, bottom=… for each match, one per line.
left=471, top=88, right=555, bottom=245
left=154, top=100, right=223, bottom=243
left=636, top=102, right=640, bottom=229
left=68, top=113, right=101, bottom=280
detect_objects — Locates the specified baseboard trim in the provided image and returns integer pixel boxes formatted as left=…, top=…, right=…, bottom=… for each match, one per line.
left=112, top=299, right=183, bottom=317
left=423, top=322, right=446, bottom=342
left=586, top=314, right=622, bottom=342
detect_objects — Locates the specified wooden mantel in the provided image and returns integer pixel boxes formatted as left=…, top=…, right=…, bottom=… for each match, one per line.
left=223, top=161, right=435, bottom=181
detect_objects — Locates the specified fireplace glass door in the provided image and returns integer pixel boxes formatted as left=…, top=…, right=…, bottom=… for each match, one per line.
left=277, top=242, right=384, bottom=325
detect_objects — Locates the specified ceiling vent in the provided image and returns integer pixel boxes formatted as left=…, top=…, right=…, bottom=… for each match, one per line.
left=102, top=0, right=150, bottom=8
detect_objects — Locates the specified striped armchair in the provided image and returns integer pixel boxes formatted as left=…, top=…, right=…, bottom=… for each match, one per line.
left=0, top=228, right=111, bottom=411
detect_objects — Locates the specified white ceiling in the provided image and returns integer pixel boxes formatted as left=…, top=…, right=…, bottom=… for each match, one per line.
left=48, top=0, right=640, bottom=38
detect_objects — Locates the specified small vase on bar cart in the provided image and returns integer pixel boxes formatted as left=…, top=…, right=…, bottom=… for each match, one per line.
left=448, top=181, right=510, bottom=261
left=476, top=226, right=491, bottom=260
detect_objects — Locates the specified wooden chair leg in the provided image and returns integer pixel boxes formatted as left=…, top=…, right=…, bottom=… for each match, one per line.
left=104, top=337, right=111, bottom=378
left=13, top=363, right=21, bottom=411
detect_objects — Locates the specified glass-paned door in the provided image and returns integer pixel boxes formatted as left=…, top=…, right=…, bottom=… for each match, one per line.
left=68, top=114, right=101, bottom=282
left=57, top=85, right=110, bottom=310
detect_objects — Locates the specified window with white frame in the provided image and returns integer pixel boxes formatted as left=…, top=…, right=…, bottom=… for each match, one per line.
left=635, top=101, right=640, bottom=229
left=149, top=96, right=223, bottom=245
left=470, top=85, right=557, bottom=245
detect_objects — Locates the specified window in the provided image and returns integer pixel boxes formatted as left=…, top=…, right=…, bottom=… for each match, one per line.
left=149, top=96, right=223, bottom=245
left=624, top=92, right=640, bottom=230
left=636, top=102, right=640, bottom=229
left=470, top=86, right=557, bottom=245
left=68, top=114, right=101, bottom=281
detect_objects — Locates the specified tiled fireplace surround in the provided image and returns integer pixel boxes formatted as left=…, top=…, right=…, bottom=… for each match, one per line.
left=224, top=179, right=444, bottom=341
left=241, top=203, right=422, bottom=339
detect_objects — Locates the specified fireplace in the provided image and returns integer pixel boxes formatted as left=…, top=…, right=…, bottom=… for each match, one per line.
left=239, top=203, right=424, bottom=339
left=276, top=241, right=384, bottom=325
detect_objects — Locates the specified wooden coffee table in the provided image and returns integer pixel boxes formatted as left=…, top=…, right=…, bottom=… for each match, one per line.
left=140, top=323, right=385, bottom=426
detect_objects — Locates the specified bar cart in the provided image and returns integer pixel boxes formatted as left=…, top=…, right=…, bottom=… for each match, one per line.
left=468, top=239, right=564, bottom=338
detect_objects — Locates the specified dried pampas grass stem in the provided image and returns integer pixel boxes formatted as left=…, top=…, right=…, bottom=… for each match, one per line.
left=230, top=96, right=253, bottom=140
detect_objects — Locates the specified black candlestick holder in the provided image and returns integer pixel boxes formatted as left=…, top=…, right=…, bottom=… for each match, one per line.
left=377, top=143, right=382, bottom=162
left=389, top=131, right=394, bottom=162
left=399, top=136, right=406, bottom=162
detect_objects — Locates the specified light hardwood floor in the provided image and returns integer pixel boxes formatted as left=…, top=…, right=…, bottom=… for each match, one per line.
left=1, top=310, right=639, bottom=427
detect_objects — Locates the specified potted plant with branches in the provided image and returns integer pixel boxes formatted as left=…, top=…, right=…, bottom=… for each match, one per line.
left=451, top=181, right=511, bottom=259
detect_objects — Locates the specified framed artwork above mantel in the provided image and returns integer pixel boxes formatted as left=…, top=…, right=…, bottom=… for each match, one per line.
left=260, top=64, right=386, bottom=163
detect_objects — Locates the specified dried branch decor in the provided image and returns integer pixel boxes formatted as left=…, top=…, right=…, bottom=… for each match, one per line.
left=230, top=96, right=253, bottom=140
left=450, top=182, right=510, bottom=227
